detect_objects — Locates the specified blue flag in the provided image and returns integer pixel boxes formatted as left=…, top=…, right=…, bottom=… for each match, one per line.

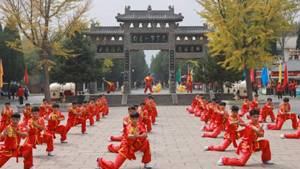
left=261, top=67, right=269, bottom=87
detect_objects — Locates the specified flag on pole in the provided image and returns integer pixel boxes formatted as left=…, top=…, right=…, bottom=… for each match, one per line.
left=24, top=66, right=29, bottom=85
left=261, top=67, right=269, bottom=87
left=176, top=68, right=181, bottom=83
left=283, top=63, right=288, bottom=87
left=278, top=63, right=282, bottom=83
left=0, top=59, right=3, bottom=88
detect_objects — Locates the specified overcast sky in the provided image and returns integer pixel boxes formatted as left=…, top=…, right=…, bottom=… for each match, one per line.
left=88, top=0, right=203, bottom=26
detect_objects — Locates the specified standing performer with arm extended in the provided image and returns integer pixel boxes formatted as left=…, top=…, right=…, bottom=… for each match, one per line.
left=144, top=73, right=153, bottom=94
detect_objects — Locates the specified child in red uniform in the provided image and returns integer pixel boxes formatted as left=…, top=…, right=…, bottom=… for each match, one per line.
left=25, top=107, right=54, bottom=156
left=98, top=112, right=152, bottom=169
left=259, top=98, right=275, bottom=123
left=280, top=114, right=300, bottom=139
left=239, top=99, right=250, bottom=117
left=267, top=98, right=298, bottom=130
left=47, top=104, right=67, bottom=143
left=139, top=103, right=152, bottom=132
left=202, top=102, right=227, bottom=138
left=205, top=105, right=245, bottom=151
left=22, top=103, right=32, bottom=125
left=0, top=113, right=33, bottom=169
left=0, top=102, right=13, bottom=132
left=217, top=109, right=272, bottom=166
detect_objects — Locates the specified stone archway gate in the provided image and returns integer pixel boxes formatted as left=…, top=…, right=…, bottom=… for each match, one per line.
left=85, top=5, right=209, bottom=97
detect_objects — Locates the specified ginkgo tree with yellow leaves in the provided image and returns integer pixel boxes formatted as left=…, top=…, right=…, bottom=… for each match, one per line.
left=0, top=0, right=91, bottom=100
left=197, top=0, right=299, bottom=99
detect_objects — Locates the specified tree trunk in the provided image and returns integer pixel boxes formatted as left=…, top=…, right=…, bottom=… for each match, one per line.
left=41, top=51, right=51, bottom=101
left=244, top=67, right=253, bottom=100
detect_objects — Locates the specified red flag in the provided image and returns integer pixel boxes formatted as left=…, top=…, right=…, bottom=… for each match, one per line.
left=283, top=63, right=288, bottom=87
left=250, top=68, right=255, bottom=82
left=24, top=66, right=29, bottom=85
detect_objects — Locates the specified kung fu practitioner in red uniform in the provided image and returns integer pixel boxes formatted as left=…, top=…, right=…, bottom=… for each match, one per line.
left=186, top=72, right=193, bottom=93
left=65, top=102, right=82, bottom=134
left=47, top=104, right=67, bottom=143
left=0, top=113, right=33, bottom=169
left=259, top=98, right=275, bottom=123
left=22, top=103, right=32, bottom=125
left=39, top=99, right=52, bottom=119
left=204, top=105, right=245, bottom=151
left=138, top=103, right=152, bottom=133
left=98, top=112, right=152, bottom=169
left=239, top=99, right=250, bottom=117
left=217, top=109, right=273, bottom=166
left=280, top=114, right=300, bottom=139
left=267, top=97, right=298, bottom=130
left=109, top=106, right=136, bottom=142
left=202, top=102, right=227, bottom=138
left=104, top=79, right=116, bottom=94
left=25, top=107, right=54, bottom=156
left=0, top=102, right=13, bottom=132
left=144, top=73, right=153, bottom=94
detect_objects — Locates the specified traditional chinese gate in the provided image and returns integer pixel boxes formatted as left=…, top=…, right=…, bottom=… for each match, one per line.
left=86, top=6, right=209, bottom=100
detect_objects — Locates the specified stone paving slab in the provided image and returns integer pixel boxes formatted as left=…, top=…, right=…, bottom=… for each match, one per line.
left=4, top=106, right=300, bottom=169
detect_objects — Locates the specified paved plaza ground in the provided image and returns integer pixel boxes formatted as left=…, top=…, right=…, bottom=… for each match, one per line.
left=4, top=103, right=300, bottom=169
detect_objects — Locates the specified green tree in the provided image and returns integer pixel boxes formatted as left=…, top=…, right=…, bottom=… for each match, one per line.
left=131, top=51, right=149, bottom=84
left=103, top=59, right=124, bottom=84
left=1, top=0, right=90, bottom=100
left=50, top=32, right=100, bottom=91
left=150, top=51, right=169, bottom=83
left=0, top=20, right=25, bottom=84
left=194, top=55, right=242, bottom=91
left=198, top=0, right=299, bottom=99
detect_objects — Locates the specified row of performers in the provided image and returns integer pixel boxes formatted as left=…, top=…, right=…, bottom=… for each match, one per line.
left=186, top=96, right=300, bottom=166
left=0, top=95, right=110, bottom=169
left=97, top=95, right=158, bottom=169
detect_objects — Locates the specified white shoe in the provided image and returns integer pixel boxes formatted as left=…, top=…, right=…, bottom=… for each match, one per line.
left=280, top=134, right=285, bottom=139
left=204, top=146, right=209, bottom=151
left=263, top=160, right=274, bottom=165
left=144, top=163, right=152, bottom=169
left=48, top=152, right=54, bottom=156
left=217, top=157, right=224, bottom=166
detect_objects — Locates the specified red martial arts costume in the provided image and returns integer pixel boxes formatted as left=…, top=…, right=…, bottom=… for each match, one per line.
left=0, top=106, right=13, bottom=132
left=95, top=99, right=103, bottom=121
left=110, top=115, right=131, bottom=142
left=283, top=120, right=300, bottom=139
left=102, top=96, right=109, bottom=116
left=221, top=121, right=271, bottom=166
left=98, top=122, right=151, bottom=169
left=259, top=102, right=275, bottom=122
left=202, top=105, right=227, bottom=138
left=139, top=106, right=152, bottom=132
left=267, top=102, right=298, bottom=130
left=39, top=102, right=52, bottom=119
left=186, top=73, right=193, bottom=93
left=0, top=124, right=33, bottom=169
left=65, top=105, right=86, bottom=134
left=186, top=96, right=199, bottom=114
left=88, top=101, right=96, bottom=126
left=25, top=118, right=54, bottom=153
left=22, top=107, right=32, bottom=125
left=47, top=110, right=67, bottom=142
left=144, top=75, right=153, bottom=94
left=207, top=115, right=244, bottom=151
left=239, top=100, right=249, bottom=117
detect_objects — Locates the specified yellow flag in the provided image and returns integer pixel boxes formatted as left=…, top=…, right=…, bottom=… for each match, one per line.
left=278, top=63, right=282, bottom=83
